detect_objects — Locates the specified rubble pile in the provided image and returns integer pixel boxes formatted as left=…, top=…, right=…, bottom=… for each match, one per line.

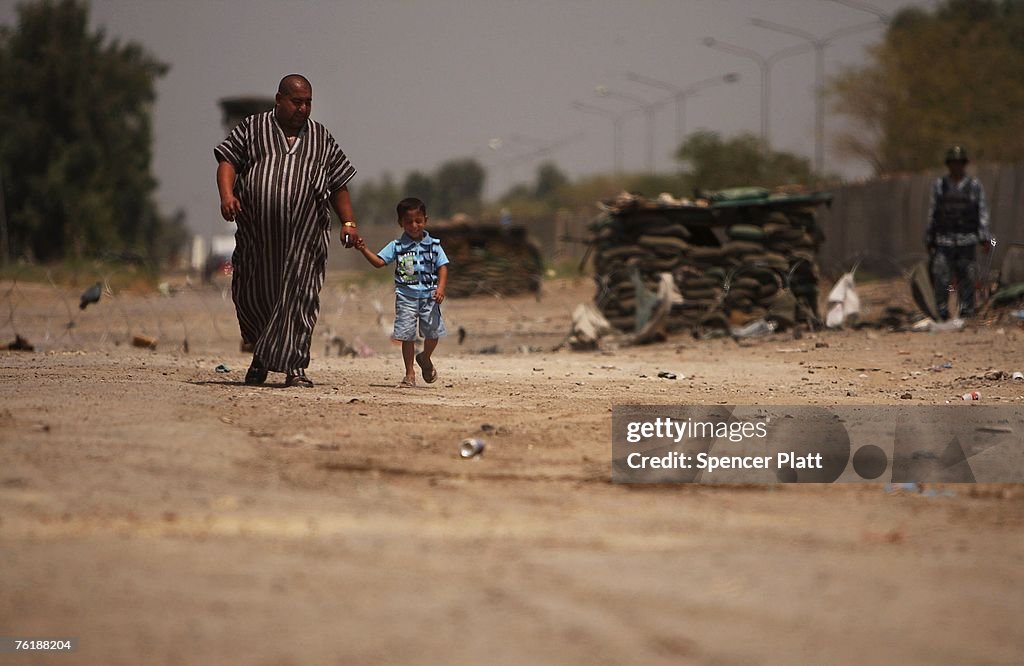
left=591, top=189, right=830, bottom=335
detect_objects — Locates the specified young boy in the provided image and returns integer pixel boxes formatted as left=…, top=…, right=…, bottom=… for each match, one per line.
left=355, top=197, right=449, bottom=387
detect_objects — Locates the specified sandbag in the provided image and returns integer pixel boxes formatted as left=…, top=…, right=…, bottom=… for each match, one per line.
left=727, top=224, right=766, bottom=242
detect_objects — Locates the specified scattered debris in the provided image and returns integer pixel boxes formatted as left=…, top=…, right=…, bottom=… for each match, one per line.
left=910, top=317, right=967, bottom=332
left=931, top=318, right=966, bottom=332
left=632, top=271, right=684, bottom=344
left=825, top=269, right=860, bottom=328
left=861, top=529, right=906, bottom=544
left=323, top=333, right=374, bottom=358
left=657, top=371, right=678, bottom=380
left=214, top=364, right=231, bottom=373
left=900, top=392, right=912, bottom=400
left=565, top=302, right=613, bottom=350
left=885, top=482, right=920, bottom=494
left=459, top=438, right=485, bottom=459
left=976, top=426, right=1013, bottom=434
left=731, top=318, right=776, bottom=339
left=961, top=391, right=981, bottom=401
left=325, top=335, right=357, bottom=357
left=79, top=282, right=103, bottom=310
left=132, top=334, right=157, bottom=349
left=281, top=434, right=315, bottom=448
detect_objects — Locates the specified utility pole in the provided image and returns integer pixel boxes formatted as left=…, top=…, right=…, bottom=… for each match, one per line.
left=595, top=86, right=657, bottom=173
left=750, top=17, right=885, bottom=174
left=571, top=101, right=627, bottom=175
left=702, top=37, right=814, bottom=147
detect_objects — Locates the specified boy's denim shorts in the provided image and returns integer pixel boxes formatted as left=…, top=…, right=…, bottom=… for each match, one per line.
left=393, top=291, right=447, bottom=341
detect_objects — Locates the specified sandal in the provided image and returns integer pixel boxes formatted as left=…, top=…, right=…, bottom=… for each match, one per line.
left=244, top=359, right=268, bottom=385
left=397, top=378, right=416, bottom=388
left=285, top=370, right=314, bottom=388
left=415, top=353, right=438, bottom=384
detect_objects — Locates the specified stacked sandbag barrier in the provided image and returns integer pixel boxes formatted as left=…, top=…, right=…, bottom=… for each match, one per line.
left=432, top=222, right=544, bottom=298
left=591, top=190, right=830, bottom=335
left=591, top=196, right=714, bottom=332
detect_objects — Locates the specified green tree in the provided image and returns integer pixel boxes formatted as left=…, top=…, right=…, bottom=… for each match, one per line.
left=402, top=170, right=435, bottom=212
left=497, top=161, right=571, bottom=213
left=830, top=0, right=1024, bottom=173
left=0, top=0, right=170, bottom=262
left=533, top=161, right=569, bottom=203
left=433, top=158, right=485, bottom=218
left=675, top=131, right=814, bottom=191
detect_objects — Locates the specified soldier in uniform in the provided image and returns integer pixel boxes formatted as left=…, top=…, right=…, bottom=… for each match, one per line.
left=925, top=145, right=991, bottom=320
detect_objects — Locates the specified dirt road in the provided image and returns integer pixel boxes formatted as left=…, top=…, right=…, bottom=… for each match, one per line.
left=2, top=276, right=1022, bottom=665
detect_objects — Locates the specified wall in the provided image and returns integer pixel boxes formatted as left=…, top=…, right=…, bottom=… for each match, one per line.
left=817, top=161, right=1024, bottom=277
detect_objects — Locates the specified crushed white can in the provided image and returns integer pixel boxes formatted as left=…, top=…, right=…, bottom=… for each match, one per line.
left=459, top=438, right=485, bottom=458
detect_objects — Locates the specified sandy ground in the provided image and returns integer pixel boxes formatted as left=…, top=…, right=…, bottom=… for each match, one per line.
left=1, top=274, right=1023, bottom=665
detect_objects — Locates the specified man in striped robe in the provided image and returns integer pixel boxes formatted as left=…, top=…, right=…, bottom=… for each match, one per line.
left=215, top=74, right=358, bottom=387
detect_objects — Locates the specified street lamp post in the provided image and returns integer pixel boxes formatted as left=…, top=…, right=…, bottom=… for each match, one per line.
left=825, top=0, right=892, bottom=21
left=483, top=132, right=585, bottom=192
left=750, top=17, right=885, bottom=174
left=595, top=86, right=657, bottom=173
left=498, top=131, right=587, bottom=168
left=702, top=37, right=814, bottom=147
left=571, top=101, right=626, bottom=175
left=625, top=71, right=740, bottom=145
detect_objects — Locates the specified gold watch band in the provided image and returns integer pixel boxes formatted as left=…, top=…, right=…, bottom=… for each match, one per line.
left=342, top=221, right=357, bottom=227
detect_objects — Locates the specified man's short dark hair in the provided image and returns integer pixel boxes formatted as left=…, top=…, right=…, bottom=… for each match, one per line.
left=397, top=197, right=427, bottom=218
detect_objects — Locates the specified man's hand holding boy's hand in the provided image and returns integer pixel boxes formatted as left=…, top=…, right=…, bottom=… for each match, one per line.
left=342, top=232, right=362, bottom=249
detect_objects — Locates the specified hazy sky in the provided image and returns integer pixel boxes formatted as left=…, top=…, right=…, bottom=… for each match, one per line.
left=1, top=0, right=933, bottom=238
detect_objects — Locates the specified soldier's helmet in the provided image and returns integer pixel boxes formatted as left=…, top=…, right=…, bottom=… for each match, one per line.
left=945, top=145, right=969, bottom=163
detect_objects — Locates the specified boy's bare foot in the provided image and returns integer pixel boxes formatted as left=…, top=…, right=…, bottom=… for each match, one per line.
left=397, top=376, right=416, bottom=388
